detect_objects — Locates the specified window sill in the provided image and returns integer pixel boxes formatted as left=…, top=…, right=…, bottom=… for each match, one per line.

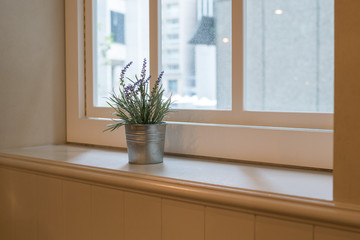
left=0, top=144, right=331, bottom=200
left=1, top=144, right=359, bottom=229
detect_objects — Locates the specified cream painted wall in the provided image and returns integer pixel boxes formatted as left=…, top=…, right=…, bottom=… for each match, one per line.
left=0, top=0, right=66, bottom=148
left=334, top=0, right=360, bottom=205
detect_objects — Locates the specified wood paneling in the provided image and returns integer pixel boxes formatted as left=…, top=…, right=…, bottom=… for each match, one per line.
left=0, top=168, right=13, bottom=240
left=12, top=171, right=38, bottom=240
left=63, top=180, right=91, bottom=240
left=162, top=199, right=205, bottom=240
left=255, top=216, right=313, bottom=240
left=315, top=226, right=360, bottom=240
left=205, top=207, right=255, bottom=240
left=92, top=186, right=124, bottom=240
left=37, top=175, right=63, bottom=240
left=1, top=168, right=360, bottom=240
left=124, top=191, right=161, bottom=240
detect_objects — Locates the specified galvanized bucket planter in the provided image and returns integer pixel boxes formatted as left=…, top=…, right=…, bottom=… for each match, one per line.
left=125, top=123, right=166, bottom=164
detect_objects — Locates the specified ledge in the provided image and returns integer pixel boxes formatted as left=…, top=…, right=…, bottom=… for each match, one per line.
left=0, top=144, right=359, bottom=229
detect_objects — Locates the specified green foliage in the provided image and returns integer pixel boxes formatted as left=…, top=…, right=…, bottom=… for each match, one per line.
left=105, top=59, right=173, bottom=132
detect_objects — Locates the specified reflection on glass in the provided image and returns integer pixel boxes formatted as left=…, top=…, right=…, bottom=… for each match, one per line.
left=161, top=0, right=232, bottom=110
left=245, top=0, right=334, bottom=113
left=94, top=0, right=149, bottom=107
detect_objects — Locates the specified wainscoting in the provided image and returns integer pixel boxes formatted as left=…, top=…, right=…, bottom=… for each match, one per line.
left=0, top=145, right=360, bottom=240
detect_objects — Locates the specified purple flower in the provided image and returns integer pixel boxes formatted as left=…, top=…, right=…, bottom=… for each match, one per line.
left=133, top=74, right=150, bottom=94
left=156, top=71, right=164, bottom=86
left=140, top=58, right=147, bottom=81
left=120, top=61, right=133, bottom=86
left=151, top=71, right=164, bottom=96
left=134, top=78, right=141, bottom=87
left=144, top=75, right=151, bottom=84
left=134, top=77, right=143, bottom=93
left=125, top=84, right=134, bottom=99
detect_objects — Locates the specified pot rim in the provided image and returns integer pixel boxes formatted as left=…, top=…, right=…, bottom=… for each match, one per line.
left=124, top=122, right=167, bottom=126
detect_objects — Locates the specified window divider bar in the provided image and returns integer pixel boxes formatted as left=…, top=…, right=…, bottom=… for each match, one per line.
left=149, top=0, right=159, bottom=89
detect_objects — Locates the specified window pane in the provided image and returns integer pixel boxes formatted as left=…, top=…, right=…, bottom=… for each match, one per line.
left=245, top=0, right=334, bottom=113
left=94, top=0, right=149, bottom=107
left=161, top=0, right=232, bottom=110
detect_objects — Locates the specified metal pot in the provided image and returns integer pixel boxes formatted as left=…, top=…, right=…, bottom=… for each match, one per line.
left=125, top=123, right=166, bottom=164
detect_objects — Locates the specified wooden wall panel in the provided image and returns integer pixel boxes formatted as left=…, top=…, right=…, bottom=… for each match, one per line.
left=12, top=171, right=38, bottom=240
left=315, top=226, right=360, bottom=240
left=255, top=216, right=313, bottom=240
left=162, top=199, right=205, bottom=240
left=124, top=192, right=161, bottom=240
left=37, top=175, right=63, bottom=240
left=205, top=207, right=255, bottom=240
left=92, top=186, right=124, bottom=240
left=1, top=168, right=360, bottom=240
left=63, top=180, right=91, bottom=240
left=0, top=168, right=13, bottom=239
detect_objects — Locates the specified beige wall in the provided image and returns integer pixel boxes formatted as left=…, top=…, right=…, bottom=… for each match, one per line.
left=0, top=0, right=66, bottom=149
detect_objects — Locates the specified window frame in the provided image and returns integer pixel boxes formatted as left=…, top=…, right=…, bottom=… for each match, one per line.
left=65, top=0, right=333, bottom=169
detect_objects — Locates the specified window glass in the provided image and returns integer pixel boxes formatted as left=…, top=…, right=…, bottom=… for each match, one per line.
left=168, top=79, right=178, bottom=93
left=245, top=0, right=334, bottom=113
left=111, top=11, right=125, bottom=44
left=161, top=0, right=232, bottom=110
left=167, top=18, right=179, bottom=24
left=94, top=0, right=149, bottom=107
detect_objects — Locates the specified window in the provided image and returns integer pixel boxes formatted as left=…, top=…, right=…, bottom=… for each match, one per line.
left=245, top=0, right=334, bottom=113
left=161, top=0, right=231, bottom=110
left=91, top=0, right=149, bottom=108
left=166, top=49, right=179, bottom=59
left=66, top=0, right=334, bottom=169
left=110, top=11, right=125, bottom=44
left=167, top=64, right=179, bottom=70
left=167, top=34, right=179, bottom=40
left=167, top=3, right=179, bottom=10
left=168, top=79, right=178, bottom=93
left=166, top=18, right=179, bottom=24
left=165, top=18, right=179, bottom=31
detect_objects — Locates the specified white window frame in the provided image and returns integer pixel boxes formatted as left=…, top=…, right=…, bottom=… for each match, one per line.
left=65, top=0, right=333, bottom=169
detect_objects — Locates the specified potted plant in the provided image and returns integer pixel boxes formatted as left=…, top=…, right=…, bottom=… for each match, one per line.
left=105, top=59, right=173, bottom=164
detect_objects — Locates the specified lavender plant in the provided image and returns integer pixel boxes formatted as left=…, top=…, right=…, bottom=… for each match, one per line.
left=105, top=59, right=173, bottom=132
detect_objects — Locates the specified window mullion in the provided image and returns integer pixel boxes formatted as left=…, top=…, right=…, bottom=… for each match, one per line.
left=85, top=0, right=94, bottom=117
left=149, top=0, right=159, bottom=89
left=232, top=0, right=244, bottom=116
